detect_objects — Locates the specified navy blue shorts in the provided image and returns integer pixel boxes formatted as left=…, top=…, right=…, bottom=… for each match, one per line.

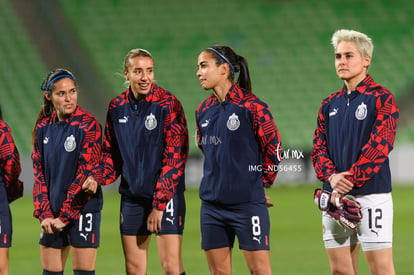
left=39, top=211, right=101, bottom=248
left=120, top=191, right=185, bottom=236
left=0, top=207, right=12, bottom=248
left=200, top=201, right=270, bottom=251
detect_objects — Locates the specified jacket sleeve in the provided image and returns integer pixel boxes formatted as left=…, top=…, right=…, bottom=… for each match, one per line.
left=58, top=118, right=102, bottom=224
left=251, top=100, right=282, bottom=188
left=0, top=122, right=23, bottom=203
left=153, top=99, right=189, bottom=211
left=311, top=101, right=337, bottom=182
left=347, top=93, right=398, bottom=187
left=195, top=111, right=203, bottom=153
left=32, top=125, right=55, bottom=221
left=93, top=110, right=120, bottom=186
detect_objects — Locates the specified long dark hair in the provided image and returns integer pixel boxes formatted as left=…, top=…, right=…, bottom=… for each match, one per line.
left=206, top=45, right=252, bottom=91
left=32, top=68, right=76, bottom=145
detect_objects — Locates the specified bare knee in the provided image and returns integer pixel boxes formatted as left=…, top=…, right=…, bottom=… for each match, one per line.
left=249, top=267, right=272, bottom=275
left=160, top=258, right=180, bottom=275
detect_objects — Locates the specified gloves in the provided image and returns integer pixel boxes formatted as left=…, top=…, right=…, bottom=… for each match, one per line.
left=314, top=189, right=362, bottom=230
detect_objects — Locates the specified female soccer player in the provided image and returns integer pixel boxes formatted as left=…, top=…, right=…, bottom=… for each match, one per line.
left=312, top=29, right=398, bottom=275
left=32, top=69, right=103, bottom=275
left=0, top=105, right=23, bottom=275
left=195, top=45, right=282, bottom=274
left=96, top=48, right=188, bottom=275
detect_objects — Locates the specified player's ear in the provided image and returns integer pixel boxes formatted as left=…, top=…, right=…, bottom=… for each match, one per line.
left=124, top=70, right=129, bottom=81
left=44, top=91, right=51, bottom=101
left=363, top=55, right=371, bottom=68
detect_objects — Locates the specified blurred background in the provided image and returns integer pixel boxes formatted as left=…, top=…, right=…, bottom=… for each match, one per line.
left=1, top=0, right=413, bottom=192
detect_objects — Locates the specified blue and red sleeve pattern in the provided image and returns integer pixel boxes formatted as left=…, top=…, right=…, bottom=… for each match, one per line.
left=347, top=87, right=398, bottom=187
left=32, top=120, right=53, bottom=221
left=95, top=98, right=123, bottom=187
left=151, top=86, right=189, bottom=211
left=311, top=93, right=339, bottom=183
left=98, top=91, right=150, bottom=187
left=33, top=108, right=102, bottom=224
left=0, top=120, right=23, bottom=203
left=249, top=97, right=282, bottom=187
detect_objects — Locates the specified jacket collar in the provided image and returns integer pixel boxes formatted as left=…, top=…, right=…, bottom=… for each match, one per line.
left=50, top=105, right=80, bottom=124
left=341, top=74, right=375, bottom=96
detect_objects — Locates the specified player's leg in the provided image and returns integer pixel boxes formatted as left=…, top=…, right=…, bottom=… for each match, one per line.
left=0, top=248, right=9, bottom=275
left=120, top=197, right=153, bottom=274
left=200, top=201, right=234, bottom=275
left=363, top=247, right=395, bottom=275
left=205, top=247, right=233, bottom=275
left=157, top=234, right=183, bottom=275
left=40, top=245, right=70, bottom=272
left=236, top=202, right=271, bottom=274
left=121, top=235, right=151, bottom=275
left=71, top=247, right=97, bottom=273
left=242, top=250, right=272, bottom=275
left=39, top=230, right=70, bottom=273
left=325, top=244, right=360, bottom=275
left=68, top=211, right=101, bottom=273
left=322, top=211, right=359, bottom=275
left=157, top=191, right=186, bottom=274
left=358, top=193, right=394, bottom=275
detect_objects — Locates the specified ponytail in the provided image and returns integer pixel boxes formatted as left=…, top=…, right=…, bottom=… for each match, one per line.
left=207, top=45, right=252, bottom=91
left=236, top=55, right=251, bottom=91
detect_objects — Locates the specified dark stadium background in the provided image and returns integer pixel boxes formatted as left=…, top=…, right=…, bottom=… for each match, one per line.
left=1, top=0, right=413, bottom=189
left=1, top=1, right=413, bottom=274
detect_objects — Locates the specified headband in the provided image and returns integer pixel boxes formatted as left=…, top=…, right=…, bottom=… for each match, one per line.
left=208, top=47, right=235, bottom=74
left=44, top=74, right=75, bottom=91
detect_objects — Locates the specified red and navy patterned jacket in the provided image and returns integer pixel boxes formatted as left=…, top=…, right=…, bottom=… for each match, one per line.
left=0, top=120, right=23, bottom=203
left=98, top=84, right=189, bottom=211
left=312, top=75, right=399, bottom=195
left=196, top=83, right=282, bottom=205
left=32, top=106, right=103, bottom=225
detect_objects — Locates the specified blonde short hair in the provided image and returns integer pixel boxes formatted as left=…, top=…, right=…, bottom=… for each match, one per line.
left=331, top=29, right=374, bottom=58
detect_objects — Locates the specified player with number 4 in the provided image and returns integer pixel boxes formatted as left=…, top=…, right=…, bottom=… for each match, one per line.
left=312, top=29, right=398, bottom=275
left=86, top=49, right=189, bottom=275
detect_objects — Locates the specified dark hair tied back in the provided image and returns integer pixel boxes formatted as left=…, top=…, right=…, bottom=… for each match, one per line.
left=40, top=68, right=75, bottom=92
left=207, top=45, right=252, bottom=91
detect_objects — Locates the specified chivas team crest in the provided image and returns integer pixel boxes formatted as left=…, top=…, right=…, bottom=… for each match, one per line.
left=145, top=113, right=157, bottom=130
left=355, top=102, right=367, bottom=120
left=64, top=134, right=76, bottom=152
left=227, top=113, right=240, bottom=131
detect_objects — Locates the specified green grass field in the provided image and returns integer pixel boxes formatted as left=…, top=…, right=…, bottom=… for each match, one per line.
left=8, top=184, right=414, bottom=274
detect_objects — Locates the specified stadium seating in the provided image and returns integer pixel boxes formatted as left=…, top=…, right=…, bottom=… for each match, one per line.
left=1, top=0, right=413, bottom=154
left=0, top=0, right=47, bottom=153
left=58, top=0, right=414, bottom=152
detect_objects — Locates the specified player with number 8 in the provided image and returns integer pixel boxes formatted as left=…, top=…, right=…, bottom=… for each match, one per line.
left=195, top=45, right=282, bottom=274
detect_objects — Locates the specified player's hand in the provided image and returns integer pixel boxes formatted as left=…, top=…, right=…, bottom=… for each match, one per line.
left=82, top=176, right=98, bottom=194
left=265, top=193, right=274, bottom=207
left=51, top=218, right=66, bottom=232
left=41, top=218, right=54, bottom=234
left=314, top=189, right=362, bottom=230
left=329, top=171, right=354, bottom=194
left=147, top=208, right=163, bottom=234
